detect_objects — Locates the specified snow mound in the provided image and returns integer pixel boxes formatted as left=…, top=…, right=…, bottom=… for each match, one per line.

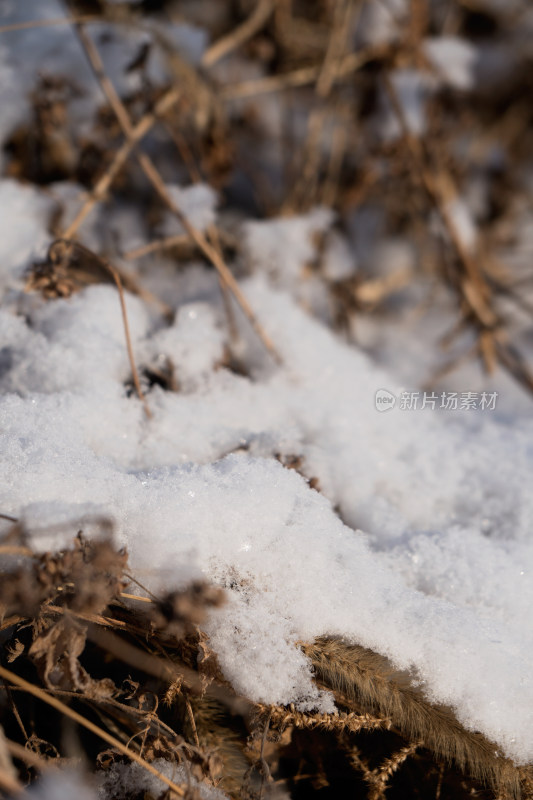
left=1, top=275, right=533, bottom=763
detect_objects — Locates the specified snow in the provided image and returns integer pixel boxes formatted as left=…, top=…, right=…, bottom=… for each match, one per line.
left=159, top=183, right=219, bottom=238
left=356, top=0, right=407, bottom=47
left=0, top=180, right=54, bottom=290
left=23, top=771, right=98, bottom=800
left=96, top=760, right=229, bottom=799
left=244, top=208, right=333, bottom=289
left=1, top=269, right=533, bottom=762
left=1, top=0, right=533, bottom=785
left=442, top=197, right=479, bottom=253
left=424, top=37, right=478, bottom=91
left=19, top=762, right=229, bottom=800
left=378, top=69, right=433, bottom=140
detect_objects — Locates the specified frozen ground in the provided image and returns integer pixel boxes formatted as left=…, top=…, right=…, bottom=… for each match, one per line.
left=1, top=1, right=533, bottom=794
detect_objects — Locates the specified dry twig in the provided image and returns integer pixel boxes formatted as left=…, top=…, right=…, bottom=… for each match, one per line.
left=202, top=0, right=274, bottom=68
left=0, top=664, right=187, bottom=798
left=73, top=21, right=281, bottom=364
left=62, top=87, right=181, bottom=240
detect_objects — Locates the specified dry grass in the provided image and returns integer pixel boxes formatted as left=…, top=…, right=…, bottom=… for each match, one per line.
left=1, top=0, right=533, bottom=797
left=0, top=520, right=531, bottom=799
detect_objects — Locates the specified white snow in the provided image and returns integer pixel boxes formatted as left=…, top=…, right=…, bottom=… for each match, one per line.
left=159, top=183, right=219, bottom=237
left=1, top=269, right=533, bottom=762
left=0, top=179, right=54, bottom=290
left=23, top=771, right=98, bottom=800
left=424, top=37, right=478, bottom=91
left=19, top=762, right=229, bottom=800
left=1, top=0, right=533, bottom=781
left=96, top=760, right=229, bottom=799
left=378, top=69, right=434, bottom=140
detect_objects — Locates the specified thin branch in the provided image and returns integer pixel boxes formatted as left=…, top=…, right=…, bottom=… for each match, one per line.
left=0, top=665, right=187, bottom=798
left=185, top=697, right=200, bottom=748
left=220, top=44, right=389, bottom=100
left=0, top=765, right=23, bottom=796
left=0, top=616, right=27, bottom=634
left=123, top=233, right=192, bottom=261
left=383, top=75, right=498, bottom=344
left=74, top=22, right=281, bottom=364
left=5, top=739, right=56, bottom=773
left=44, top=239, right=152, bottom=418
left=119, top=592, right=153, bottom=604
left=202, top=0, right=274, bottom=68
left=106, top=261, right=152, bottom=418
left=0, top=15, right=96, bottom=34
left=0, top=512, right=18, bottom=522
left=208, top=225, right=239, bottom=346
left=316, top=0, right=356, bottom=98
left=87, top=625, right=251, bottom=718
left=257, top=703, right=388, bottom=736
left=0, top=546, right=33, bottom=557
left=62, top=86, right=181, bottom=240
left=320, top=112, right=349, bottom=207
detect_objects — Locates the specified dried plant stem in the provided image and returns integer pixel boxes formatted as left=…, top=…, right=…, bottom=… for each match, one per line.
left=0, top=546, right=33, bottom=557
left=0, top=727, right=22, bottom=796
left=162, top=122, right=202, bottom=184
left=106, top=262, right=151, bottom=418
left=0, top=765, right=22, bottom=796
left=316, top=0, right=356, bottom=98
left=385, top=73, right=533, bottom=395
left=202, top=0, right=274, bottom=68
left=0, top=665, right=187, bottom=798
left=119, top=592, right=153, bottom=604
left=123, top=234, right=191, bottom=261
left=287, top=0, right=356, bottom=211
left=220, top=44, right=388, bottom=100
left=137, top=149, right=281, bottom=362
left=15, top=686, right=183, bottom=746
left=286, top=106, right=327, bottom=211
left=382, top=76, right=497, bottom=334
left=87, top=625, right=251, bottom=718
left=123, top=227, right=237, bottom=262
left=365, top=741, right=422, bottom=800
left=0, top=15, right=96, bottom=34
left=304, top=638, right=521, bottom=797
left=185, top=697, right=200, bottom=748
left=321, top=113, right=349, bottom=207
left=62, top=87, right=181, bottom=240
left=3, top=680, right=29, bottom=742
left=5, top=739, right=57, bottom=773
left=75, top=22, right=281, bottom=364
left=0, top=616, right=27, bottom=634
left=256, top=703, right=388, bottom=736
left=208, top=224, right=239, bottom=345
